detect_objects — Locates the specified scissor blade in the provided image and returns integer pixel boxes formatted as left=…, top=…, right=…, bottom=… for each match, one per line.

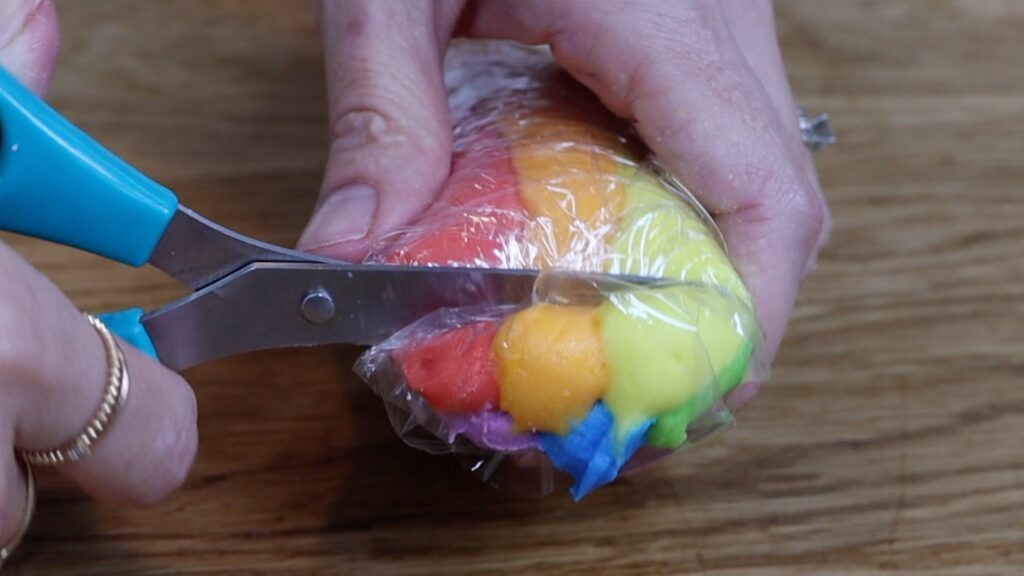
left=142, top=262, right=542, bottom=371
left=148, top=207, right=338, bottom=290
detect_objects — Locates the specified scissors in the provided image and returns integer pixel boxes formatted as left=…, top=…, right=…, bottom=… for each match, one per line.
left=0, top=68, right=653, bottom=371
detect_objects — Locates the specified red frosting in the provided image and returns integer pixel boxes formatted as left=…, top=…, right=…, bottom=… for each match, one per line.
left=394, top=321, right=501, bottom=414
left=375, top=125, right=526, bottom=267
left=375, top=121, right=527, bottom=414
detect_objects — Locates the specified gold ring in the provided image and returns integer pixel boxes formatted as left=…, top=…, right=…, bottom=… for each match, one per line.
left=0, top=457, right=36, bottom=569
left=19, top=314, right=130, bottom=467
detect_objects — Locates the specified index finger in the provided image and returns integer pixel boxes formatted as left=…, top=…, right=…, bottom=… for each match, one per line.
left=0, top=242, right=198, bottom=507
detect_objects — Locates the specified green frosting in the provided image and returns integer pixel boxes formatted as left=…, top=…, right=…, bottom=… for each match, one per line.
left=600, top=171, right=760, bottom=447
left=606, top=172, right=751, bottom=305
left=599, top=289, right=718, bottom=441
left=646, top=338, right=753, bottom=448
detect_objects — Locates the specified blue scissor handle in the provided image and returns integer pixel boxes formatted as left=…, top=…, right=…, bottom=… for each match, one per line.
left=0, top=67, right=175, bottom=360
left=0, top=66, right=179, bottom=266
left=98, top=308, right=159, bottom=359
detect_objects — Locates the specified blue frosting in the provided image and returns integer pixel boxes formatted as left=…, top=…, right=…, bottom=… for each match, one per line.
left=539, top=403, right=653, bottom=500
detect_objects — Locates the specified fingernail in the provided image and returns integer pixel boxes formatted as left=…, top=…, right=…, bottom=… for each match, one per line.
left=299, top=184, right=378, bottom=250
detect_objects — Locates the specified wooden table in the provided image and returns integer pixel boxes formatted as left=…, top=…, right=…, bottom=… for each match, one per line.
left=4, top=1, right=1022, bottom=574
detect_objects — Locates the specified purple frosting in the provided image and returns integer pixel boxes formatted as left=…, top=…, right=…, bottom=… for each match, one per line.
left=441, top=410, right=539, bottom=452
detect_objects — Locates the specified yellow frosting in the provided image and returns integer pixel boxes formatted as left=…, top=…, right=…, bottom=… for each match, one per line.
left=598, top=173, right=757, bottom=440
left=496, top=118, right=756, bottom=444
left=606, top=171, right=751, bottom=305
left=598, top=289, right=702, bottom=435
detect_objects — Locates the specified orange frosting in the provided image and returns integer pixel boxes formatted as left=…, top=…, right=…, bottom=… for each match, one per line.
left=493, top=304, right=609, bottom=434
left=504, top=114, right=628, bottom=269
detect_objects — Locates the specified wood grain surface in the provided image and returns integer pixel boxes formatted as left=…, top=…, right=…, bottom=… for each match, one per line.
left=3, top=1, right=1022, bottom=574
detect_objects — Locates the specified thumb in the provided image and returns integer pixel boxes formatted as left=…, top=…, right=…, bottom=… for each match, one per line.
left=298, top=0, right=459, bottom=261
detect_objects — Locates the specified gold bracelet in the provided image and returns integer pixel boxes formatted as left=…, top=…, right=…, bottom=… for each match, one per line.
left=19, top=314, right=130, bottom=467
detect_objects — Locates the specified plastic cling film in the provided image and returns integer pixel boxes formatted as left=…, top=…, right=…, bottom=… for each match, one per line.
left=353, top=40, right=763, bottom=500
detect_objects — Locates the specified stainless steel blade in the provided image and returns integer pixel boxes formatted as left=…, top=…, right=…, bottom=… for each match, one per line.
left=142, top=262, right=542, bottom=371
left=143, top=262, right=665, bottom=371
left=148, top=206, right=338, bottom=289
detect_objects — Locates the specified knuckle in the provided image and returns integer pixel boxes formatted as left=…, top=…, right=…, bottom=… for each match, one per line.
left=328, top=104, right=450, bottom=169
left=328, top=62, right=449, bottom=156
left=733, top=162, right=829, bottom=252
left=662, top=1, right=724, bottom=52
left=682, top=0, right=725, bottom=28
left=0, top=257, right=41, bottom=387
left=798, top=188, right=830, bottom=247
left=0, top=320, right=33, bottom=387
left=130, top=385, right=198, bottom=506
left=1, top=0, right=47, bottom=46
left=812, top=192, right=833, bottom=248
left=802, top=192, right=832, bottom=278
left=621, top=51, right=657, bottom=110
left=0, top=0, right=58, bottom=94
left=329, top=106, right=394, bottom=152
left=325, top=104, right=451, bottom=196
left=404, top=136, right=452, bottom=188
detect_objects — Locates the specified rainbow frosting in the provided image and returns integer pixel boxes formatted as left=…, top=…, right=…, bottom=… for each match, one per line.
left=356, top=41, right=760, bottom=499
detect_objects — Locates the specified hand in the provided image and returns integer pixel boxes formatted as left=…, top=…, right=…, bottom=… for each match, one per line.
left=298, top=0, right=831, bottom=402
left=0, top=0, right=197, bottom=551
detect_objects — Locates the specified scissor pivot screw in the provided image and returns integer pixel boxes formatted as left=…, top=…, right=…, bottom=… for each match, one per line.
left=301, top=289, right=336, bottom=325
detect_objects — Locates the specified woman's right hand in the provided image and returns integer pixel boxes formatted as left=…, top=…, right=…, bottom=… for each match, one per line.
left=1, top=0, right=199, bottom=552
